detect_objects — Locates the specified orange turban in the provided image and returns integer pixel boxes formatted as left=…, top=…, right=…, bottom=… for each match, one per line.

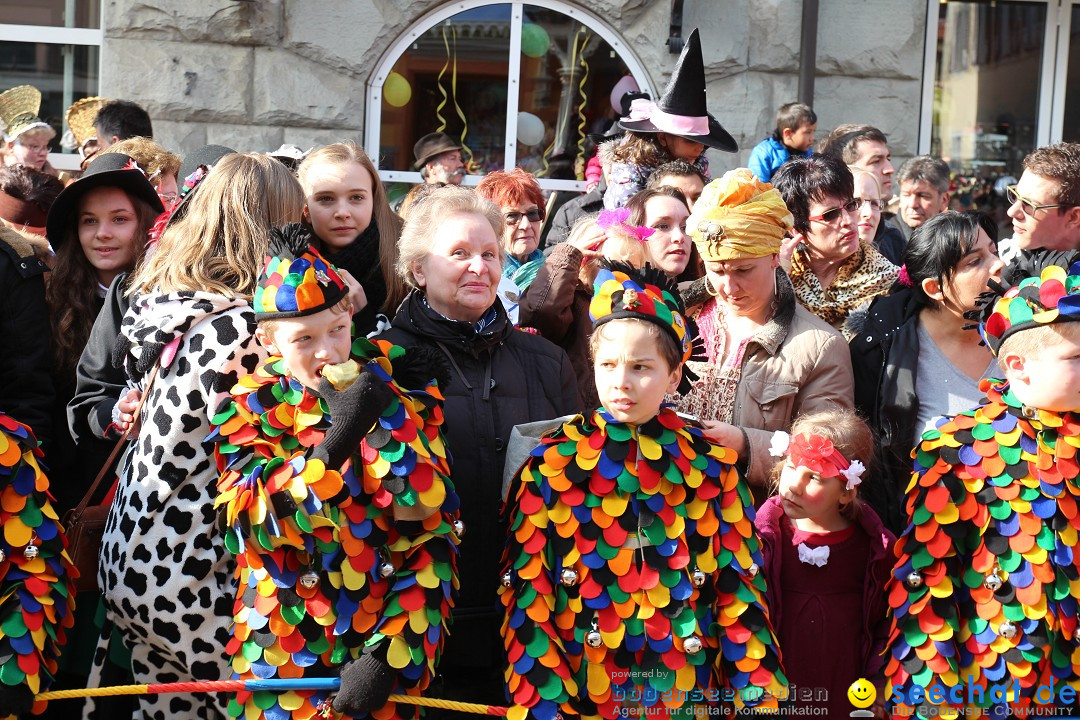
left=688, top=168, right=794, bottom=262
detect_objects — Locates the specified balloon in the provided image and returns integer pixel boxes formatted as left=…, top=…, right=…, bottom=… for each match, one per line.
left=610, top=75, right=640, bottom=116
left=520, top=23, right=550, bottom=59
left=383, top=72, right=411, bottom=108
left=517, top=112, right=545, bottom=146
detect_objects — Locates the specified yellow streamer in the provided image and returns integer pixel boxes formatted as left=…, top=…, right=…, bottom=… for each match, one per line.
left=574, top=28, right=592, bottom=180
left=435, top=26, right=450, bottom=132
left=448, top=25, right=479, bottom=174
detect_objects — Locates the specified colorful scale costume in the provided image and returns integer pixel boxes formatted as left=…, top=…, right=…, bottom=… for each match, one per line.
left=886, top=378, right=1080, bottom=715
left=0, top=414, right=75, bottom=715
left=499, top=407, right=786, bottom=720
left=210, top=338, right=459, bottom=720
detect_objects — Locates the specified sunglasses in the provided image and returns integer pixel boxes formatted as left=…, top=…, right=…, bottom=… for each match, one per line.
left=504, top=208, right=543, bottom=225
left=808, top=198, right=860, bottom=225
left=1005, top=185, right=1076, bottom=217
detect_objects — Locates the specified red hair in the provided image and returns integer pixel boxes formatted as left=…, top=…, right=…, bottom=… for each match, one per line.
left=475, top=167, right=544, bottom=210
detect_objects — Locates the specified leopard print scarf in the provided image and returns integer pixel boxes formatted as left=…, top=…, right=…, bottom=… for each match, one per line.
left=789, top=242, right=897, bottom=338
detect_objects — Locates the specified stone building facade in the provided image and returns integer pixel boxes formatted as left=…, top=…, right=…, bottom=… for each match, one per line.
left=97, top=0, right=927, bottom=175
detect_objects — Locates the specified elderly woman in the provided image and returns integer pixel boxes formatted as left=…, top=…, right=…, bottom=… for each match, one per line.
left=676, top=169, right=854, bottom=493
left=379, top=185, right=579, bottom=706
left=850, top=211, right=1002, bottom=534
left=475, top=167, right=546, bottom=290
left=772, top=154, right=898, bottom=338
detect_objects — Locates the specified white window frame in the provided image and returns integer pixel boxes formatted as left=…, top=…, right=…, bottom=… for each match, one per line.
left=918, top=0, right=1063, bottom=155
left=364, top=0, right=656, bottom=192
left=0, top=15, right=104, bottom=172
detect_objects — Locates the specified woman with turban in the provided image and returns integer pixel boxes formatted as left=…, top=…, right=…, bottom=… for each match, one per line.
left=676, top=169, right=854, bottom=493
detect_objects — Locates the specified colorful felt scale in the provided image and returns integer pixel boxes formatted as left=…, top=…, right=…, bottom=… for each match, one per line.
left=886, top=378, right=1080, bottom=717
left=210, top=338, right=459, bottom=720
left=0, top=414, right=75, bottom=715
left=499, top=407, right=786, bottom=720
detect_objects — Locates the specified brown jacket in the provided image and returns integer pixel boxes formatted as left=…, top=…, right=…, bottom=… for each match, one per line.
left=518, top=243, right=598, bottom=409
left=680, top=271, right=854, bottom=490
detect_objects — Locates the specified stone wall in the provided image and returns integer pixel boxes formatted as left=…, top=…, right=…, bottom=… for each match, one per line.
left=100, top=0, right=927, bottom=168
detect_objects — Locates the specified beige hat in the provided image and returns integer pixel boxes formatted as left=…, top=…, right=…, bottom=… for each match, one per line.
left=0, top=86, right=52, bottom=141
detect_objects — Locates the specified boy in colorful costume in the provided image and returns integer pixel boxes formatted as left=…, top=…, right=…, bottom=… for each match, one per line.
left=209, top=224, right=459, bottom=720
left=0, top=415, right=75, bottom=718
left=499, top=264, right=786, bottom=720
left=886, top=258, right=1080, bottom=717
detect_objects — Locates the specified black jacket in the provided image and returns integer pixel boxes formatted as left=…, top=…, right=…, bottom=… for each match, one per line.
left=544, top=180, right=605, bottom=249
left=378, top=291, right=581, bottom=667
left=848, top=289, right=921, bottom=535
left=0, top=232, right=53, bottom=449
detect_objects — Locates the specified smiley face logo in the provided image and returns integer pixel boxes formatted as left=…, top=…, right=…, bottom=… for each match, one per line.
left=847, top=678, right=876, bottom=709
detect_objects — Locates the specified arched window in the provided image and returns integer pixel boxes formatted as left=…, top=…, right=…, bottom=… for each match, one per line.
left=365, top=0, right=654, bottom=196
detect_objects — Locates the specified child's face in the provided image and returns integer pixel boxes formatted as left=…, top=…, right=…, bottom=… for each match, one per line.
left=593, top=320, right=680, bottom=425
left=783, top=122, right=816, bottom=153
left=255, top=305, right=353, bottom=391
left=302, top=161, right=374, bottom=251
left=1005, top=327, right=1080, bottom=412
left=778, top=460, right=851, bottom=531
left=660, top=134, right=706, bottom=162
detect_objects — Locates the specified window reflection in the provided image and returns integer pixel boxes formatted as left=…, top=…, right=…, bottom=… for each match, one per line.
left=0, top=42, right=99, bottom=153
left=931, top=1, right=1045, bottom=181
left=379, top=5, right=511, bottom=174
left=1063, top=6, right=1080, bottom=144
left=0, top=0, right=101, bottom=29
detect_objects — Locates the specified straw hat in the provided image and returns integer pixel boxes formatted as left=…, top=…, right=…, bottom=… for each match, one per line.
left=66, top=96, right=105, bottom=149
left=0, top=85, right=51, bottom=141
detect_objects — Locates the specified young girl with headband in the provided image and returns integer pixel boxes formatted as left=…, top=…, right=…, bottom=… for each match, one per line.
left=754, top=409, right=895, bottom=718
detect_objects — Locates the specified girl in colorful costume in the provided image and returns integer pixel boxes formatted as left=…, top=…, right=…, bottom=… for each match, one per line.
left=209, top=224, right=459, bottom=720
left=499, top=264, right=785, bottom=719
left=886, top=258, right=1080, bottom=717
left=0, top=415, right=75, bottom=718
left=754, top=409, right=894, bottom=718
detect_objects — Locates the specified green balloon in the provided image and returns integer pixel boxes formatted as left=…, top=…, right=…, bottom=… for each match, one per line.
left=521, top=23, right=550, bottom=58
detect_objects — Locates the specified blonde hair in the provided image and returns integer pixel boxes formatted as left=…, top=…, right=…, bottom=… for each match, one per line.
left=129, top=153, right=302, bottom=297
left=103, top=137, right=181, bottom=186
left=570, top=215, right=648, bottom=286
left=298, top=142, right=407, bottom=313
left=998, top=322, right=1080, bottom=373
left=771, top=408, right=875, bottom=521
left=396, top=185, right=503, bottom=287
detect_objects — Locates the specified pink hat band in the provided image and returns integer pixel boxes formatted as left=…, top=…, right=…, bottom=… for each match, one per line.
left=625, top=98, right=710, bottom=137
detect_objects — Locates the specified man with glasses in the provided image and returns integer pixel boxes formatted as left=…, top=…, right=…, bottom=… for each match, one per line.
left=1005, top=143, right=1080, bottom=257
left=895, top=156, right=951, bottom=242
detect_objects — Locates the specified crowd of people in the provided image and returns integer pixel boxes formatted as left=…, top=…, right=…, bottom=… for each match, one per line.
left=2, top=24, right=1080, bottom=720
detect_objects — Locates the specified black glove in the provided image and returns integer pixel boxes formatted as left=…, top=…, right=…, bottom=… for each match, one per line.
left=333, top=641, right=396, bottom=717
left=0, top=682, right=34, bottom=716
left=390, top=345, right=451, bottom=391
left=311, top=367, right=395, bottom=470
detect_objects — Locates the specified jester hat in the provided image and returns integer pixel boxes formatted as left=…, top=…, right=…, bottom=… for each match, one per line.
left=589, top=261, right=701, bottom=393
left=254, top=223, right=348, bottom=320
left=977, top=257, right=1080, bottom=356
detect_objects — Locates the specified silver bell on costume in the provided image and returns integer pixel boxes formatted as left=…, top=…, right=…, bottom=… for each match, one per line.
left=983, top=572, right=1003, bottom=592
left=560, top=568, right=579, bottom=587
left=691, top=568, right=706, bottom=587
left=453, top=519, right=465, bottom=537
left=0, top=548, right=5, bottom=563
left=378, top=561, right=395, bottom=579
left=905, top=571, right=923, bottom=589
left=683, top=635, right=703, bottom=655
left=23, top=545, right=38, bottom=560
left=585, top=628, right=603, bottom=648
left=299, top=570, right=320, bottom=589
left=747, top=563, right=759, bottom=579
left=997, top=621, right=1018, bottom=639
left=501, top=572, right=513, bottom=588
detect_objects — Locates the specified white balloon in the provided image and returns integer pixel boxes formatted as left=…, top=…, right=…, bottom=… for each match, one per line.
left=609, top=75, right=640, bottom=116
left=517, top=111, right=545, bottom=146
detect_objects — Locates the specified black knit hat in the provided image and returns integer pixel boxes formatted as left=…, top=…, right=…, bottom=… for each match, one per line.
left=46, top=152, right=164, bottom=248
left=617, top=30, right=737, bottom=152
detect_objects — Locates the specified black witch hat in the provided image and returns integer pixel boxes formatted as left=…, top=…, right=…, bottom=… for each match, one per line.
left=618, top=29, right=737, bottom=153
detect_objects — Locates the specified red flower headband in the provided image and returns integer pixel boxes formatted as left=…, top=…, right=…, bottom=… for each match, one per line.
left=770, top=431, right=865, bottom=490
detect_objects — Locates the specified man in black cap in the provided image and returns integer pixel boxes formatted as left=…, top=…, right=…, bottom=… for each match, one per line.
left=414, top=132, right=466, bottom=185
